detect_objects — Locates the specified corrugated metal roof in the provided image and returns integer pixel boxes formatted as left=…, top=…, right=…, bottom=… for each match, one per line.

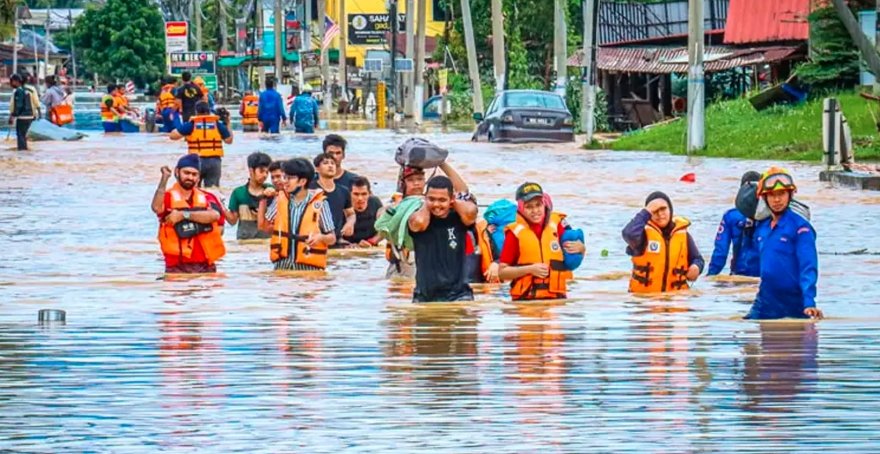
left=724, top=0, right=810, bottom=44
left=568, top=46, right=803, bottom=74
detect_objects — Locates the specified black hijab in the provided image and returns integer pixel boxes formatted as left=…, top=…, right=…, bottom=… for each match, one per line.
left=645, top=191, right=675, bottom=237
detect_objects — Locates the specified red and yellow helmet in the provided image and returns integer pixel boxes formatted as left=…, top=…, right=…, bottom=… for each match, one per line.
left=756, top=166, right=797, bottom=197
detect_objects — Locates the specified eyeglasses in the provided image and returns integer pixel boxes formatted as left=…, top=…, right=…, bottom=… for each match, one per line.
left=760, top=173, right=795, bottom=193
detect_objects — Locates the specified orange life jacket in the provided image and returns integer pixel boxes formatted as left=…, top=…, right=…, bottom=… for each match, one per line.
left=241, top=94, right=259, bottom=125
left=185, top=114, right=224, bottom=158
left=269, top=191, right=329, bottom=269
left=629, top=216, right=691, bottom=293
left=475, top=220, right=495, bottom=276
left=157, top=183, right=226, bottom=265
left=114, top=95, right=129, bottom=110
left=506, top=212, right=573, bottom=300
left=100, top=94, right=118, bottom=122
left=50, top=104, right=74, bottom=126
left=158, top=85, right=178, bottom=111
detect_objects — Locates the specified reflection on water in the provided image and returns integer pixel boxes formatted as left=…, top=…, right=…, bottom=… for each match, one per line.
left=0, top=130, right=879, bottom=450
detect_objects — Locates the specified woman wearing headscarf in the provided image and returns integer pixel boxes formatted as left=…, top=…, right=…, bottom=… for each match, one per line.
left=622, top=191, right=704, bottom=293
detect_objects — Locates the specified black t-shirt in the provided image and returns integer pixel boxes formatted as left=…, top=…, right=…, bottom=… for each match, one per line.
left=176, top=82, right=202, bottom=121
left=335, top=170, right=358, bottom=191
left=313, top=182, right=351, bottom=236
left=410, top=210, right=474, bottom=302
left=346, top=196, right=383, bottom=243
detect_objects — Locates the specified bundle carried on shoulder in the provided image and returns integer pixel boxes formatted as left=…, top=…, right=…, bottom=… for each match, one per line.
left=395, top=138, right=448, bottom=169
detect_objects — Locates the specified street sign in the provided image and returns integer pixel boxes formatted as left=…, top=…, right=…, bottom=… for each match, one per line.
left=394, top=58, right=413, bottom=72
left=169, top=52, right=217, bottom=75
left=364, top=58, right=383, bottom=73
left=165, top=21, right=188, bottom=53
left=347, top=13, right=406, bottom=45
left=202, top=74, right=218, bottom=92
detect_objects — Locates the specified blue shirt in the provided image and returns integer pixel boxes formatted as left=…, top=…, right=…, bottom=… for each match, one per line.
left=176, top=118, right=231, bottom=139
left=258, top=89, right=287, bottom=123
left=707, top=208, right=761, bottom=277
left=290, top=93, right=319, bottom=127
left=748, top=208, right=818, bottom=319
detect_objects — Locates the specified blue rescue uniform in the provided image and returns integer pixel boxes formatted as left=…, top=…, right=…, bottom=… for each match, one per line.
left=257, top=89, right=287, bottom=134
left=745, top=208, right=818, bottom=319
left=707, top=208, right=760, bottom=277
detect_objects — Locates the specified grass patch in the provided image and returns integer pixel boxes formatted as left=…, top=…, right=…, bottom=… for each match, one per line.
left=610, top=92, right=880, bottom=161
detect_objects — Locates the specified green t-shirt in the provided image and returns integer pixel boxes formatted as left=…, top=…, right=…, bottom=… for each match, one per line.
left=228, top=181, right=273, bottom=240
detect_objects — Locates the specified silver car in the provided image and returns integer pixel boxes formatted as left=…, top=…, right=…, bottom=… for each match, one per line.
left=472, top=90, right=575, bottom=143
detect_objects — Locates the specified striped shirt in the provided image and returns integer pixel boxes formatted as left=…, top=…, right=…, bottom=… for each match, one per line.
left=266, top=190, right=335, bottom=271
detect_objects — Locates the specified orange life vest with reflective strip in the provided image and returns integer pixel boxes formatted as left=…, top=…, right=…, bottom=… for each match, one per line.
left=157, top=183, right=226, bottom=265
left=629, top=216, right=691, bottom=293
left=100, top=94, right=118, bottom=122
left=475, top=220, right=495, bottom=275
left=506, top=212, right=572, bottom=300
left=269, top=191, right=329, bottom=269
left=241, top=95, right=259, bottom=124
left=185, top=114, right=224, bottom=158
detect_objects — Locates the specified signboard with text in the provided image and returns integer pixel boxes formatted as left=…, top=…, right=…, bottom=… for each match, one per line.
left=347, top=13, right=406, bottom=45
left=169, top=52, right=217, bottom=75
left=165, top=21, right=188, bottom=53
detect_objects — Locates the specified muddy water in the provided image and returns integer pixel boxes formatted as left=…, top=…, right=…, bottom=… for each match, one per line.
left=1, top=131, right=879, bottom=451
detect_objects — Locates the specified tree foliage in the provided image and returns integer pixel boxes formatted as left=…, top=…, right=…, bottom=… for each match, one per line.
left=71, top=0, right=166, bottom=86
left=797, top=7, right=860, bottom=92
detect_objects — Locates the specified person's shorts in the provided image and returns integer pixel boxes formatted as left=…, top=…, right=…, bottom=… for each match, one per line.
left=102, top=121, right=121, bottom=133
left=199, top=156, right=222, bottom=188
left=412, top=287, right=475, bottom=303
left=165, top=262, right=216, bottom=274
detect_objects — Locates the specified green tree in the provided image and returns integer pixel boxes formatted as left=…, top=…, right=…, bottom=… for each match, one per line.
left=72, top=0, right=165, bottom=86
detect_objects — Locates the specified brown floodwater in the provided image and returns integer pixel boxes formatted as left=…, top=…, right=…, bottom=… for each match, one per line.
left=0, top=130, right=878, bottom=451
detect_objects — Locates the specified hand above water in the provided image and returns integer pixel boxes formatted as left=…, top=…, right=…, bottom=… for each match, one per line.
left=804, top=307, right=824, bottom=320
left=563, top=240, right=585, bottom=255
left=160, top=166, right=172, bottom=180
left=483, top=262, right=500, bottom=283
left=686, top=264, right=700, bottom=281
left=531, top=263, right=550, bottom=279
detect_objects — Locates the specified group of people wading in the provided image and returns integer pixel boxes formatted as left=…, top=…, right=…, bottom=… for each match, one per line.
left=152, top=127, right=823, bottom=321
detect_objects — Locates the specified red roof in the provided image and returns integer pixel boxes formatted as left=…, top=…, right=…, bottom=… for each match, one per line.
left=568, top=45, right=804, bottom=74
left=724, top=0, right=810, bottom=44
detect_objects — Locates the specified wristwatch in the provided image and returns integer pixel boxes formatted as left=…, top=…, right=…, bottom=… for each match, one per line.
left=183, top=211, right=191, bottom=220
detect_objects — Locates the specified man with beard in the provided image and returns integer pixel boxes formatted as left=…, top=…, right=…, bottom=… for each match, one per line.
left=407, top=175, right=478, bottom=302
left=745, top=167, right=823, bottom=320
left=151, top=154, right=226, bottom=274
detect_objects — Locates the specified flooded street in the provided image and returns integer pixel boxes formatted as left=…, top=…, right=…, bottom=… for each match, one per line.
left=1, top=130, right=879, bottom=451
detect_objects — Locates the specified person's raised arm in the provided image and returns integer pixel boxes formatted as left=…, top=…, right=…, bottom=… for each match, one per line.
left=151, top=166, right=172, bottom=215
left=407, top=201, right=431, bottom=233
left=453, top=198, right=478, bottom=226
left=438, top=161, right=469, bottom=193
left=622, top=209, right=651, bottom=256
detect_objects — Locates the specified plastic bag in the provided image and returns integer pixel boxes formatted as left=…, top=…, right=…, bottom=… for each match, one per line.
left=394, top=138, right=449, bottom=169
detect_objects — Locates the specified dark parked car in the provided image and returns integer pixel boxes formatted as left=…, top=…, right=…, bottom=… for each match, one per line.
left=472, top=90, right=575, bottom=143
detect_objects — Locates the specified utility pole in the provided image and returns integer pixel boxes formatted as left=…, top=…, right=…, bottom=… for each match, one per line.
left=875, top=0, right=880, bottom=94
left=413, top=0, right=427, bottom=123
left=390, top=0, right=399, bottom=116
left=304, top=0, right=312, bottom=50
left=274, top=0, right=283, bottom=81
left=218, top=0, right=229, bottom=52
left=12, top=13, right=18, bottom=75
left=460, top=0, right=483, bottom=114
left=45, top=8, right=51, bottom=81
left=553, top=0, right=567, bottom=96
left=319, top=0, right=332, bottom=117
left=686, top=0, right=705, bottom=154
left=194, top=0, right=202, bottom=51
left=490, top=0, right=505, bottom=94
left=68, top=9, right=77, bottom=91
left=581, top=0, right=599, bottom=139
left=338, top=0, right=347, bottom=110
left=404, top=0, right=415, bottom=116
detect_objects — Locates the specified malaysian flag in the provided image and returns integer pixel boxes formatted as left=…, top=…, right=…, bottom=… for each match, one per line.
left=125, top=80, right=135, bottom=94
left=322, top=15, right=339, bottom=51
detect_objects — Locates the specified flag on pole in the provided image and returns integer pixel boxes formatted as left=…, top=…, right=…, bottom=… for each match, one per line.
left=125, top=80, right=135, bottom=94
left=322, top=15, right=339, bottom=51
